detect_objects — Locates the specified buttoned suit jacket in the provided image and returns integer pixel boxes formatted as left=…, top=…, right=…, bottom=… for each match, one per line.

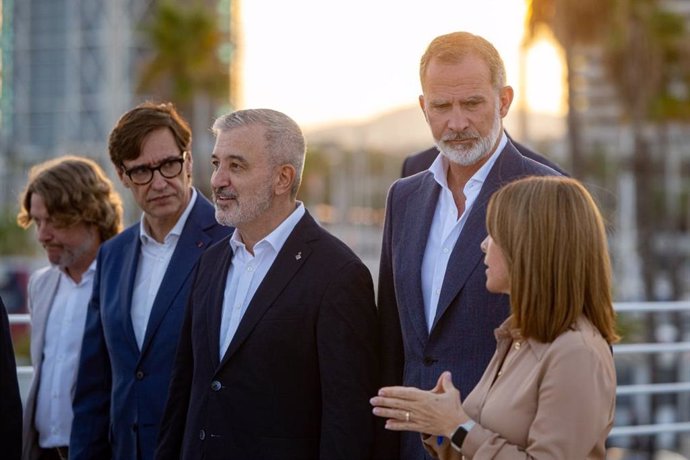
left=1, top=295, right=22, bottom=460
left=400, top=135, right=567, bottom=178
left=22, top=265, right=62, bottom=460
left=377, top=142, right=560, bottom=460
left=155, top=210, right=379, bottom=460
left=70, top=192, right=230, bottom=460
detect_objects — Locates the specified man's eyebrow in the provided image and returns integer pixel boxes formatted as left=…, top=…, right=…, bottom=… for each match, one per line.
left=211, top=153, right=248, bottom=164
left=129, top=154, right=182, bottom=168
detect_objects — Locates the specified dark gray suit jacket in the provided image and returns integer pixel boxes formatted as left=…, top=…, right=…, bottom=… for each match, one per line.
left=377, top=142, right=560, bottom=460
left=0, top=296, right=21, bottom=460
left=156, top=210, right=379, bottom=460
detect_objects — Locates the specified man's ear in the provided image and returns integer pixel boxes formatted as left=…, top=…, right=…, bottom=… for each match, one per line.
left=274, top=164, right=296, bottom=196
left=185, top=151, right=194, bottom=178
left=419, top=95, right=429, bottom=123
left=499, top=86, right=514, bottom=118
left=116, top=167, right=130, bottom=189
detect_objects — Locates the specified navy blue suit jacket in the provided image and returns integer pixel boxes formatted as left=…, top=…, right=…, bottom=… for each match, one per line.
left=70, top=191, right=230, bottom=460
left=377, top=143, right=560, bottom=460
left=156, top=210, right=379, bottom=460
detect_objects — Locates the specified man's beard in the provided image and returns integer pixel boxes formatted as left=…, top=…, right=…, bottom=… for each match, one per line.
left=214, top=183, right=273, bottom=228
left=437, top=104, right=502, bottom=166
left=47, top=230, right=96, bottom=270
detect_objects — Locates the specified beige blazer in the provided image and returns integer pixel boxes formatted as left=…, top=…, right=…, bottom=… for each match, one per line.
left=21, top=266, right=61, bottom=460
left=424, top=315, right=616, bottom=460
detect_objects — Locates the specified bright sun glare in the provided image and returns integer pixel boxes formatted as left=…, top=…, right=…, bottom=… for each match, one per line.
left=240, top=0, right=565, bottom=129
left=524, top=39, right=565, bottom=115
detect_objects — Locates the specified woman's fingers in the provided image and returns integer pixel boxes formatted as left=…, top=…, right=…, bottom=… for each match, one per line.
left=370, top=395, right=410, bottom=410
left=371, top=406, right=409, bottom=420
left=377, top=385, right=426, bottom=399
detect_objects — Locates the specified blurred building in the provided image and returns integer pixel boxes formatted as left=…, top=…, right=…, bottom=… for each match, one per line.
left=0, top=0, right=240, bottom=216
left=566, top=0, right=690, bottom=157
left=560, top=0, right=690, bottom=300
left=563, top=3, right=690, bottom=456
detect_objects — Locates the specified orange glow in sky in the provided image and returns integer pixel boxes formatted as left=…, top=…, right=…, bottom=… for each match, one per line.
left=240, top=0, right=565, bottom=129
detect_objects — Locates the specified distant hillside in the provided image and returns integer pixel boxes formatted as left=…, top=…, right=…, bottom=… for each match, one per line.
left=304, top=104, right=565, bottom=156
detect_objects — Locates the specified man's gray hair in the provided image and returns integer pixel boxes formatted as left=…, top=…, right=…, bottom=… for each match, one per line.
left=212, top=108, right=306, bottom=197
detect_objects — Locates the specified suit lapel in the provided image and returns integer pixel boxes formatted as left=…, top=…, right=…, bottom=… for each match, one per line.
left=431, top=145, right=525, bottom=330
left=140, top=196, right=215, bottom=355
left=218, top=213, right=317, bottom=368
left=120, top=234, right=142, bottom=353
left=32, top=268, right=61, bottom=366
left=205, top=240, right=233, bottom=370
left=397, top=173, right=439, bottom=345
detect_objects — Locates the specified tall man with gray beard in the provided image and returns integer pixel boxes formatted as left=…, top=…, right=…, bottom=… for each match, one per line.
left=375, top=31, right=560, bottom=460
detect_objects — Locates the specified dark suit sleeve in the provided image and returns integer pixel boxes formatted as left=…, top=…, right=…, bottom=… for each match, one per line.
left=507, top=134, right=568, bottom=176
left=373, top=187, right=404, bottom=459
left=377, top=187, right=404, bottom=386
left=155, top=268, right=197, bottom=460
left=317, top=259, right=379, bottom=460
left=401, top=148, right=438, bottom=178
left=0, top=297, right=22, bottom=460
left=70, top=254, right=113, bottom=460
left=400, top=156, right=412, bottom=178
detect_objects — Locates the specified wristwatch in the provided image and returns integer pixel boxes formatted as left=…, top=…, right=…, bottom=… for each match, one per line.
left=450, top=419, right=476, bottom=451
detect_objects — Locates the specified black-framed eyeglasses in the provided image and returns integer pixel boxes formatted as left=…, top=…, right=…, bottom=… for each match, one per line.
left=123, top=151, right=187, bottom=185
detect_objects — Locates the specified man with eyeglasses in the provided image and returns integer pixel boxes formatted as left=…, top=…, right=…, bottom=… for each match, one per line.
left=70, top=102, right=230, bottom=460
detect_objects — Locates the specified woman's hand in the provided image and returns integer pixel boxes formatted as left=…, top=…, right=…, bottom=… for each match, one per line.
left=370, top=371, right=468, bottom=437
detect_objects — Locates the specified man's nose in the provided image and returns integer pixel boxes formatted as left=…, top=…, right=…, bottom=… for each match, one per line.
left=150, top=169, right=168, bottom=188
left=211, top=168, right=228, bottom=189
left=446, top=106, right=470, bottom=132
left=37, top=223, right=52, bottom=243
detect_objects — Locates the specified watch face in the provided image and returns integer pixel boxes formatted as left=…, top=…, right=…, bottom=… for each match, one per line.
left=451, top=426, right=469, bottom=449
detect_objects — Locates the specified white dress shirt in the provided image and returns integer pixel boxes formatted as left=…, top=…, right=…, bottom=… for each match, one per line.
left=131, top=189, right=197, bottom=349
left=420, top=133, right=507, bottom=330
left=218, top=203, right=306, bottom=359
left=35, top=262, right=95, bottom=448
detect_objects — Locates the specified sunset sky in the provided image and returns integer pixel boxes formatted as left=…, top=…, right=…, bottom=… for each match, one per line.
left=240, top=0, right=564, bottom=129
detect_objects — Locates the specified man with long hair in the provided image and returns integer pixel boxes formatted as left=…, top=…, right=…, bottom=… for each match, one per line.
left=17, top=156, right=123, bottom=460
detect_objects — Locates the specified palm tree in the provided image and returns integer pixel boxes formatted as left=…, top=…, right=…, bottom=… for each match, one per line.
left=605, top=7, right=690, bottom=453
left=604, top=0, right=689, bottom=300
left=137, top=0, right=228, bottom=108
left=136, top=0, right=231, bottom=196
left=524, top=0, right=613, bottom=179
left=525, top=0, right=690, bottom=300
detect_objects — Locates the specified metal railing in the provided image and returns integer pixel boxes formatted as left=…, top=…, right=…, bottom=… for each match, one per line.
left=608, top=301, right=690, bottom=443
left=10, top=301, right=690, bottom=440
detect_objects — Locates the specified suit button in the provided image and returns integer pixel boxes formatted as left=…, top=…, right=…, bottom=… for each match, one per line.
left=135, top=370, right=144, bottom=380
left=423, top=356, right=437, bottom=366
left=211, top=380, right=222, bottom=391
left=199, top=429, right=206, bottom=440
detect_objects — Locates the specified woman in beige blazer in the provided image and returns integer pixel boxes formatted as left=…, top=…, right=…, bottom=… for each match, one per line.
left=371, top=176, right=618, bottom=459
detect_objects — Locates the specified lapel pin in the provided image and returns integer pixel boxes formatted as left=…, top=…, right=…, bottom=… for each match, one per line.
left=197, top=241, right=204, bottom=248
left=295, top=251, right=302, bottom=260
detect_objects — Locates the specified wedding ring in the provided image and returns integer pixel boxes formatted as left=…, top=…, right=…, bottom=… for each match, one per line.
left=405, top=411, right=410, bottom=422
